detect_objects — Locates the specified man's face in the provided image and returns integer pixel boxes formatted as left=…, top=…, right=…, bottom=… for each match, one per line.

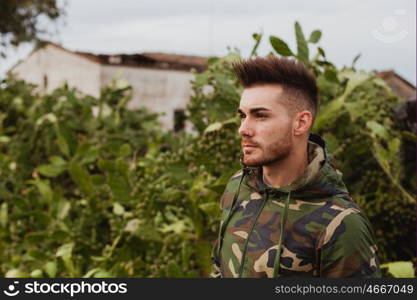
left=238, top=84, right=294, bottom=167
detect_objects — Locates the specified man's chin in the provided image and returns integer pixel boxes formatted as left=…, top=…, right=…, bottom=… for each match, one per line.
left=243, top=154, right=286, bottom=167
left=242, top=158, right=263, bottom=167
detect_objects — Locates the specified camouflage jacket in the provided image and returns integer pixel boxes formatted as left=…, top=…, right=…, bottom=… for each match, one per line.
left=211, top=133, right=381, bottom=278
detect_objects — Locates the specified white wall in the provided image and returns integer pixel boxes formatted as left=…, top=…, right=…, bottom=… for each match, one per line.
left=10, top=45, right=197, bottom=131
left=10, top=45, right=101, bottom=97
left=101, top=65, right=194, bottom=130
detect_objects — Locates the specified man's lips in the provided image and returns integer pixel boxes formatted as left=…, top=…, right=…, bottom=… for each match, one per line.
left=242, top=144, right=259, bottom=151
left=242, top=141, right=259, bottom=147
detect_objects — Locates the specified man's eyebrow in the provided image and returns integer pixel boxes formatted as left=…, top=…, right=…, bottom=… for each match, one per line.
left=237, top=107, right=271, bottom=114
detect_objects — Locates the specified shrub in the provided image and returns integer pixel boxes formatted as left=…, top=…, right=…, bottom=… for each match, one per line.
left=0, top=22, right=414, bottom=277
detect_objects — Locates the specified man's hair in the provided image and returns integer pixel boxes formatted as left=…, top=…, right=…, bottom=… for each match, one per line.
left=232, top=56, right=318, bottom=119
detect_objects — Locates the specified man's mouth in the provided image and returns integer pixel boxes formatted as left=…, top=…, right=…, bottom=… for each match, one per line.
left=242, top=144, right=258, bottom=151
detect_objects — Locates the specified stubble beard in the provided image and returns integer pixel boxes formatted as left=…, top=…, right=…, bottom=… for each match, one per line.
left=242, top=129, right=293, bottom=167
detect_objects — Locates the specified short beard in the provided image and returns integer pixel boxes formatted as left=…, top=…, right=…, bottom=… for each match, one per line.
left=243, top=130, right=292, bottom=167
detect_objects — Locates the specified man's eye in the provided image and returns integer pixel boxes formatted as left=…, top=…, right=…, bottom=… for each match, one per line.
left=256, top=114, right=267, bottom=118
left=239, top=114, right=246, bottom=119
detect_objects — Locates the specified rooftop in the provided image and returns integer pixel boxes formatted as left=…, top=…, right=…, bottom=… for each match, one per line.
left=45, top=41, right=209, bottom=72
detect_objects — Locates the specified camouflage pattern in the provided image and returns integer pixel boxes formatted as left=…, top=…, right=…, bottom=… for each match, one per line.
left=210, top=133, right=381, bottom=278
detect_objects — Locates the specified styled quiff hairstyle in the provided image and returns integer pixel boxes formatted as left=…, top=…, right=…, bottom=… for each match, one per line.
left=233, top=56, right=318, bottom=119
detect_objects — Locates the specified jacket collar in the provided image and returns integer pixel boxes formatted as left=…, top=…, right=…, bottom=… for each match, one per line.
left=240, top=133, right=347, bottom=197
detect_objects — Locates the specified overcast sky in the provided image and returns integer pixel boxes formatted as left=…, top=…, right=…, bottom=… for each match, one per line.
left=1, top=0, right=415, bottom=83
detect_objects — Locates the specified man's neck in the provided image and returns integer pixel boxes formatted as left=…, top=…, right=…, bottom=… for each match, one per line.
left=262, top=142, right=309, bottom=188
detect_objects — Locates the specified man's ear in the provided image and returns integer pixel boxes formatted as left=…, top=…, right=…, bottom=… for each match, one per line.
left=293, top=110, right=313, bottom=136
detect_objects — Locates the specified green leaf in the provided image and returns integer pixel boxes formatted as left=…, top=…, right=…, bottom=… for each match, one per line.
left=98, top=159, right=115, bottom=172
left=351, top=53, right=361, bottom=68
left=194, top=71, right=210, bottom=87
left=0, top=136, right=10, bottom=143
left=83, top=268, right=102, bottom=278
left=56, top=242, right=77, bottom=276
left=366, top=121, right=389, bottom=139
left=108, top=172, right=129, bottom=203
left=269, top=36, right=294, bottom=57
left=195, top=241, right=212, bottom=275
left=25, top=231, right=48, bottom=244
left=313, top=95, right=345, bottom=130
left=213, top=73, right=239, bottom=99
left=160, top=220, right=189, bottom=234
left=57, top=200, right=71, bottom=219
left=341, top=71, right=371, bottom=95
left=308, top=30, right=322, bottom=43
left=113, top=202, right=125, bottom=216
left=204, top=122, right=222, bottom=134
left=323, top=68, right=339, bottom=83
left=37, top=164, right=66, bottom=177
left=345, top=102, right=365, bottom=121
left=68, top=162, right=94, bottom=196
left=56, top=242, right=74, bottom=258
left=30, top=269, right=43, bottom=278
left=165, top=261, right=183, bottom=277
left=181, top=241, right=193, bottom=270
left=35, top=113, right=57, bottom=126
left=372, top=141, right=390, bottom=171
left=388, top=138, right=400, bottom=154
left=165, top=162, right=192, bottom=183
left=5, top=269, right=29, bottom=278
left=94, top=270, right=113, bottom=278
left=44, top=261, right=57, bottom=278
left=55, top=132, right=70, bottom=158
left=323, top=133, right=340, bottom=153
left=116, top=158, right=130, bottom=177
left=204, top=117, right=238, bottom=135
left=32, top=179, right=53, bottom=203
left=401, top=130, right=417, bottom=143
left=252, top=32, right=261, bottom=41
left=134, top=224, right=162, bottom=242
left=199, top=202, right=221, bottom=217
left=50, top=156, right=67, bottom=166
left=115, top=78, right=130, bottom=90
left=54, top=124, right=77, bottom=157
left=0, top=202, right=7, bottom=228
left=294, top=21, right=309, bottom=64
left=314, top=72, right=371, bottom=130
left=79, top=146, right=99, bottom=165
left=28, top=249, right=47, bottom=260
left=119, top=143, right=132, bottom=157
left=381, top=261, right=415, bottom=278
left=250, top=32, right=263, bottom=57
left=317, top=47, right=326, bottom=58
left=207, top=57, right=219, bottom=65
left=91, top=174, right=106, bottom=185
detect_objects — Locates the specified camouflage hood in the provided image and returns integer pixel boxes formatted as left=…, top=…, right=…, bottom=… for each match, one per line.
left=211, top=133, right=380, bottom=278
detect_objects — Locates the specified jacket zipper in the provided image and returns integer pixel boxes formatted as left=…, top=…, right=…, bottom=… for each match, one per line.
left=237, top=189, right=269, bottom=277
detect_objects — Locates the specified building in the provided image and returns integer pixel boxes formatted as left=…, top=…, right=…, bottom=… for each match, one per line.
left=375, top=70, right=416, bottom=101
left=9, top=42, right=208, bottom=131
left=9, top=42, right=415, bottom=131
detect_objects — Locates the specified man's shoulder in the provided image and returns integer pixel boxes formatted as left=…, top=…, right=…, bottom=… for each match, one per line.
left=317, top=194, right=375, bottom=249
left=222, top=168, right=247, bottom=191
left=328, top=192, right=362, bottom=213
left=317, top=205, right=380, bottom=277
left=229, top=169, right=245, bottom=181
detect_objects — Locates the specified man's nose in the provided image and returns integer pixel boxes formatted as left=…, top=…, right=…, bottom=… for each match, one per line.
left=238, top=118, right=254, bottom=137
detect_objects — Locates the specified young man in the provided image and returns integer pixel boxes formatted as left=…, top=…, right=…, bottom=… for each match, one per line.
left=210, top=57, right=381, bottom=278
